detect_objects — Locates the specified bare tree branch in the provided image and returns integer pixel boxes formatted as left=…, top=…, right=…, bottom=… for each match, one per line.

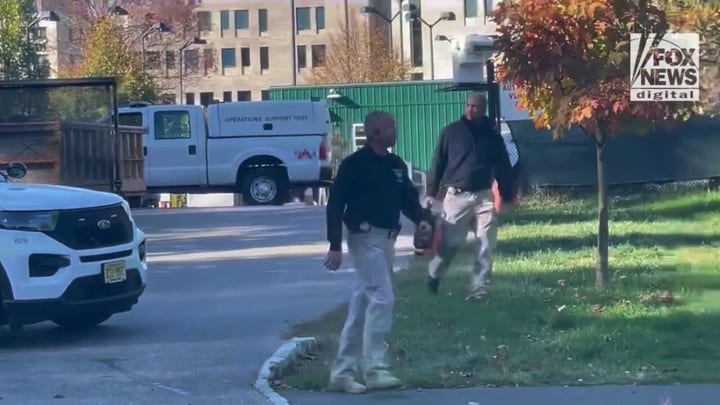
left=305, top=14, right=410, bottom=85
left=55, top=0, right=211, bottom=94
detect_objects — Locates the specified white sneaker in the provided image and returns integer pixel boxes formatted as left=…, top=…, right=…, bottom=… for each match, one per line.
left=327, top=376, right=367, bottom=394
left=365, top=371, right=402, bottom=390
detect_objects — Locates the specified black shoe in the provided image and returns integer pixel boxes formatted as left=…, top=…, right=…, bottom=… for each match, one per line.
left=427, top=277, right=440, bottom=294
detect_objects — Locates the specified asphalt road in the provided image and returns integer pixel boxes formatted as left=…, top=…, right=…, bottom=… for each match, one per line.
left=0, top=204, right=416, bottom=405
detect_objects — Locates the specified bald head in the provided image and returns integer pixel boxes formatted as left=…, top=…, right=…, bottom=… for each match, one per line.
left=465, top=92, right=487, bottom=121
left=364, top=111, right=393, bottom=133
left=363, top=111, right=397, bottom=152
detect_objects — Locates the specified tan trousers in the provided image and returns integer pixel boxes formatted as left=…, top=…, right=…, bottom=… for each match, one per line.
left=428, top=188, right=498, bottom=291
left=330, top=227, right=396, bottom=380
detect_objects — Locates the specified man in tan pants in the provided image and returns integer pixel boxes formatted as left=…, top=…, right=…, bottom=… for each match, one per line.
left=425, top=93, right=517, bottom=300
left=324, top=111, right=433, bottom=393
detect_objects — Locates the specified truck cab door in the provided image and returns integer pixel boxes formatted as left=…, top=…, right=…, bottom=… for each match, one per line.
left=146, top=107, right=204, bottom=188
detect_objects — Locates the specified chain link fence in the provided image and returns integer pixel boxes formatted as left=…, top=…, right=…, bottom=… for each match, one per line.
left=0, top=81, right=116, bottom=187
left=519, top=178, right=719, bottom=202
left=327, top=142, right=720, bottom=201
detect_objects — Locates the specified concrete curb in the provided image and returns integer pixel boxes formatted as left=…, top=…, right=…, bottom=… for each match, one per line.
left=254, top=336, right=318, bottom=405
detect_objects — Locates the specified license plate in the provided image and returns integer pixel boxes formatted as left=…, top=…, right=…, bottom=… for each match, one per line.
left=103, top=261, right=127, bottom=284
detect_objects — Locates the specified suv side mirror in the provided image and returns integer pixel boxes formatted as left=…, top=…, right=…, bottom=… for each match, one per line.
left=6, top=162, right=27, bottom=179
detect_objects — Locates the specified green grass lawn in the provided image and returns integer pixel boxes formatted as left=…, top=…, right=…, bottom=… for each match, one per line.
left=282, top=187, right=720, bottom=391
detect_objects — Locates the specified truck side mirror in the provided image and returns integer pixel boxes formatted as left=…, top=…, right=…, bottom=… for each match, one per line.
left=6, top=162, right=27, bottom=179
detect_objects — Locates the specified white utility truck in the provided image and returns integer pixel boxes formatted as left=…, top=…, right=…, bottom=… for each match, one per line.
left=118, top=100, right=334, bottom=205
left=0, top=163, right=148, bottom=331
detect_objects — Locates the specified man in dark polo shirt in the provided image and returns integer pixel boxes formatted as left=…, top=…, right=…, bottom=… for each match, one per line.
left=424, top=92, right=517, bottom=301
left=324, top=111, right=433, bottom=393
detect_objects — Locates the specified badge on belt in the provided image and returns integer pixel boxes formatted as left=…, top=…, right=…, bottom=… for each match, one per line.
left=387, top=229, right=398, bottom=239
left=359, top=222, right=370, bottom=232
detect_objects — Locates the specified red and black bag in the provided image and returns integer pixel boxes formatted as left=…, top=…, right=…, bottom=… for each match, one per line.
left=413, top=203, right=443, bottom=256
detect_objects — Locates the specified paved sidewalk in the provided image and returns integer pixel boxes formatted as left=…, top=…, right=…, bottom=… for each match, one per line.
left=280, top=384, right=719, bottom=405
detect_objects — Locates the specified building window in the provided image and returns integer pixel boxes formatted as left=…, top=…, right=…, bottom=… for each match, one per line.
left=311, top=44, right=326, bottom=67
left=261, top=90, right=270, bottom=100
left=146, top=51, right=160, bottom=70
left=184, top=49, right=199, bottom=72
left=296, top=7, right=311, bottom=31
left=203, top=48, right=214, bottom=71
left=220, top=10, right=230, bottom=30
left=237, top=91, right=251, bottom=101
left=234, top=10, right=249, bottom=30
left=165, top=51, right=176, bottom=70
left=260, top=47, right=269, bottom=71
left=483, top=0, right=495, bottom=18
left=240, top=47, right=250, bottom=67
left=185, top=93, right=195, bottom=105
left=221, top=48, right=236, bottom=68
left=197, top=11, right=211, bottom=32
left=464, top=0, right=478, bottom=18
left=160, top=93, right=176, bottom=104
left=223, top=91, right=232, bottom=102
left=258, top=9, right=268, bottom=34
left=297, top=45, right=307, bottom=69
left=411, top=73, right=423, bottom=80
left=200, top=92, right=214, bottom=106
left=34, top=27, right=47, bottom=38
left=315, top=7, right=325, bottom=30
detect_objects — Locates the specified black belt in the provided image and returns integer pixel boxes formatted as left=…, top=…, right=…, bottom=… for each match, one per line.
left=355, top=221, right=399, bottom=239
left=446, top=186, right=480, bottom=194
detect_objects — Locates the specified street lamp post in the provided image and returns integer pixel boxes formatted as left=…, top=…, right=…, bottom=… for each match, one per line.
left=435, top=34, right=459, bottom=51
left=139, top=21, right=172, bottom=72
left=359, top=6, right=403, bottom=62
left=178, top=36, right=207, bottom=104
left=25, top=10, right=60, bottom=78
left=404, top=6, right=456, bottom=80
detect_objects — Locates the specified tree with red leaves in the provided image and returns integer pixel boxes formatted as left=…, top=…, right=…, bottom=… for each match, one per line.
left=492, top=0, right=699, bottom=287
left=57, top=0, right=207, bottom=97
left=53, top=0, right=198, bottom=42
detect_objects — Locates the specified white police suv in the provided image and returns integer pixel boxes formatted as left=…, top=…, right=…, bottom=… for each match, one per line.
left=0, top=163, right=148, bottom=331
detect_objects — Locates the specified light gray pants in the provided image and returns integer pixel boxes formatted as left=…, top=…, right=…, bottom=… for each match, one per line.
left=330, top=227, right=396, bottom=380
left=428, top=188, right=498, bottom=291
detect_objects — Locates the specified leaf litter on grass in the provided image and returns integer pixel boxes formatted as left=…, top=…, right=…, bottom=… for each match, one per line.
left=281, top=189, right=720, bottom=390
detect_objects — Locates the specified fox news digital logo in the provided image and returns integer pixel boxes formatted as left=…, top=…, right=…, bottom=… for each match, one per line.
left=630, top=33, right=700, bottom=102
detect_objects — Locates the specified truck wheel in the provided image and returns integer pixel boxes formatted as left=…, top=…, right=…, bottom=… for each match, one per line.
left=52, top=312, right=112, bottom=329
left=242, top=168, right=288, bottom=205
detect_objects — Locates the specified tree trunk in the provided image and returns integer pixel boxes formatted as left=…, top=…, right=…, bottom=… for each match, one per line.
left=595, top=137, right=610, bottom=288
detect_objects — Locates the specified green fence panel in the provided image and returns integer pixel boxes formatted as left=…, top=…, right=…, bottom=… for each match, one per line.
left=269, top=81, right=469, bottom=171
